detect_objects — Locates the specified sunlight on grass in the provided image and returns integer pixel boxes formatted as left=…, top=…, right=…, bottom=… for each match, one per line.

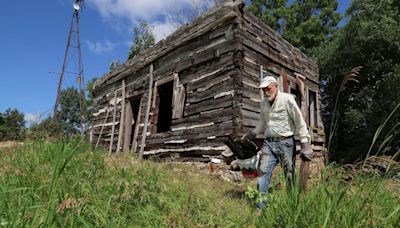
left=0, top=140, right=399, bottom=227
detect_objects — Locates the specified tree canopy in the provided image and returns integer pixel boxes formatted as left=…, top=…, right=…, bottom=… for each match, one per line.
left=0, top=108, right=25, bottom=141
left=249, top=0, right=399, bottom=163
left=247, top=0, right=341, bottom=57
left=318, top=0, right=400, bottom=162
left=127, top=20, right=155, bottom=60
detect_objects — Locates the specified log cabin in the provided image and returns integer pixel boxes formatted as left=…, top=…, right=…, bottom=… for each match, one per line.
left=91, top=0, right=325, bottom=169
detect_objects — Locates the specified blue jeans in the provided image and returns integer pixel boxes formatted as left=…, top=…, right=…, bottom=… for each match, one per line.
left=256, top=137, right=296, bottom=210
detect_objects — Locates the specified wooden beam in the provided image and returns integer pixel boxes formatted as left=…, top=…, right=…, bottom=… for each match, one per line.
left=116, top=79, right=126, bottom=153
left=139, top=64, right=154, bottom=159
left=95, top=109, right=110, bottom=149
left=108, top=90, right=118, bottom=155
left=299, top=158, right=310, bottom=193
left=123, top=100, right=133, bottom=154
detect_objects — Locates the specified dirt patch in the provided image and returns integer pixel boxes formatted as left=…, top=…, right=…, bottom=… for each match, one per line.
left=0, top=141, right=23, bottom=149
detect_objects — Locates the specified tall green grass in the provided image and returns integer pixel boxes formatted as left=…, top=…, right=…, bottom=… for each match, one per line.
left=1, top=140, right=399, bottom=227
left=248, top=168, right=400, bottom=227
left=0, top=139, right=252, bottom=227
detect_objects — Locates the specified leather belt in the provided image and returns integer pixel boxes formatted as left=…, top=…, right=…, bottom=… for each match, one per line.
left=265, top=135, right=293, bottom=142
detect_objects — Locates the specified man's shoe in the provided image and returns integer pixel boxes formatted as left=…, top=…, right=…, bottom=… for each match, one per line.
left=255, top=209, right=262, bottom=217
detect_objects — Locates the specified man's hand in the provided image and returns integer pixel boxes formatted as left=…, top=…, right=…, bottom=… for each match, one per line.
left=242, top=131, right=256, bottom=142
left=300, top=142, right=313, bottom=161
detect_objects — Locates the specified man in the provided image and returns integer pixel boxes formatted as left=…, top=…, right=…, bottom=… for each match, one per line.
left=244, top=76, right=313, bottom=212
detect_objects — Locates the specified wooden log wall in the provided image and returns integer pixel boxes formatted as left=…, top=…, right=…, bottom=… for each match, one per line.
left=91, top=2, right=246, bottom=159
left=143, top=23, right=242, bottom=158
left=91, top=1, right=326, bottom=162
left=234, top=10, right=325, bottom=157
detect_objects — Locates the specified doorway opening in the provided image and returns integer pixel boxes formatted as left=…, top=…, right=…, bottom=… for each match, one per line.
left=156, top=81, right=173, bottom=133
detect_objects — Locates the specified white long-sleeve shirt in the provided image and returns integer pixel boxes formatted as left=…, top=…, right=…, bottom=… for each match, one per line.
left=253, top=91, right=310, bottom=143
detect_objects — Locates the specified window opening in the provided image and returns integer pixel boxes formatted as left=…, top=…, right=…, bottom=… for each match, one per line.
left=290, top=87, right=301, bottom=108
left=309, top=90, right=317, bottom=127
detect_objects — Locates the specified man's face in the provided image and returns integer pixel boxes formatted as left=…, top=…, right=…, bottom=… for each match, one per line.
left=262, top=83, right=278, bottom=101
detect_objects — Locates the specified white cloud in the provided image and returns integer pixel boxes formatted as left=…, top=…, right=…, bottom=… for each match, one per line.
left=86, top=40, right=116, bottom=54
left=24, top=113, right=40, bottom=127
left=151, top=21, right=177, bottom=42
left=87, top=0, right=191, bottom=20
left=86, top=0, right=220, bottom=47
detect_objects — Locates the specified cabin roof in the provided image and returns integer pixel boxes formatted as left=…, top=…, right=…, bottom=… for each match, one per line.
left=94, top=0, right=318, bottom=90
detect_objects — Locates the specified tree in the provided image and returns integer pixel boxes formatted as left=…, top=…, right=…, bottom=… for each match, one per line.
left=128, top=20, right=155, bottom=60
left=109, top=59, right=121, bottom=71
left=55, top=87, right=85, bottom=136
left=1, top=108, right=25, bottom=141
left=85, top=77, right=97, bottom=126
left=318, top=0, right=400, bottom=162
left=247, top=0, right=341, bottom=57
left=27, top=117, right=62, bottom=140
left=247, top=0, right=288, bottom=33
left=169, top=0, right=225, bottom=28
left=0, top=112, right=8, bottom=140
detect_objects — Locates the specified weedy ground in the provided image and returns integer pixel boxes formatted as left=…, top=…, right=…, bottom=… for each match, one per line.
left=0, top=139, right=399, bottom=227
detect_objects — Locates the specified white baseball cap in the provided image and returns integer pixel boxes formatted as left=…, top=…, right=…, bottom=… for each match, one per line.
left=259, top=76, right=277, bottom=88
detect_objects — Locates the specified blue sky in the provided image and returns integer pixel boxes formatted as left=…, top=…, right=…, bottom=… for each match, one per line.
left=0, top=0, right=351, bottom=126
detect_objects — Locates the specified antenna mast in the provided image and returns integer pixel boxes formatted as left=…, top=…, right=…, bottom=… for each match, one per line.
left=53, top=0, right=86, bottom=131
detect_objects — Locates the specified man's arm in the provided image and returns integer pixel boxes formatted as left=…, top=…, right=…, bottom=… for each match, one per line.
left=287, top=96, right=309, bottom=143
left=287, top=96, right=313, bottom=160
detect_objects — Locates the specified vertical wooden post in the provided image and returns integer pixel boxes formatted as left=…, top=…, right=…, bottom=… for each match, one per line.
left=89, top=126, right=93, bottom=144
left=95, top=109, right=110, bottom=149
left=108, top=90, right=118, bottom=155
left=123, top=101, right=133, bottom=154
left=259, top=65, right=264, bottom=99
left=300, top=158, right=310, bottom=192
left=172, top=72, right=185, bottom=119
left=116, top=80, right=126, bottom=153
left=150, top=81, right=158, bottom=134
left=131, top=97, right=143, bottom=153
left=139, top=64, right=154, bottom=159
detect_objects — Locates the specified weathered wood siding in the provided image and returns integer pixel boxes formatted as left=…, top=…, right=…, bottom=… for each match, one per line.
left=234, top=10, right=326, bottom=169
left=92, top=2, right=246, bottom=160
left=91, top=1, right=325, bottom=163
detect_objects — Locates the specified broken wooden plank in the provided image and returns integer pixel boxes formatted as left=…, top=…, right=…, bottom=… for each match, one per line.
left=116, top=79, right=126, bottom=153
left=123, top=99, right=133, bottom=154
left=172, top=72, right=186, bottom=119
left=108, top=90, right=118, bottom=155
left=131, top=97, right=143, bottom=153
left=95, top=109, right=110, bottom=149
left=139, top=64, right=154, bottom=159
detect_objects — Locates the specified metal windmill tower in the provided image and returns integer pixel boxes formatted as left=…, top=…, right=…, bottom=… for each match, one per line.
left=53, top=0, right=86, bottom=130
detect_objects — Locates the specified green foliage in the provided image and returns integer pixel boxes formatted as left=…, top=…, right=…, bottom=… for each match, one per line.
left=0, top=108, right=25, bottom=141
left=109, top=59, right=121, bottom=71
left=0, top=112, right=7, bottom=140
left=0, top=141, right=252, bottom=226
left=54, top=87, right=85, bottom=137
left=252, top=168, right=400, bottom=227
left=85, top=77, right=97, bottom=125
left=247, top=0, right=341, bottom=56
left=27, top=117, right=63, bottom=140
left=247, top=0, right=288, bottom=33
left=1, top=141, right=399, bottom=226
left=319, top=0, right=400, bottom=162
left=127, top=20, right=155, bottom=60
left=29, top=77, right=97, bottom=140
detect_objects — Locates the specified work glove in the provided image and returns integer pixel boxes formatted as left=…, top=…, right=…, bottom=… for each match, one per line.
left=242, top=131, right=256, bottom=142
left=300, top=142, right=313, bottom=161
